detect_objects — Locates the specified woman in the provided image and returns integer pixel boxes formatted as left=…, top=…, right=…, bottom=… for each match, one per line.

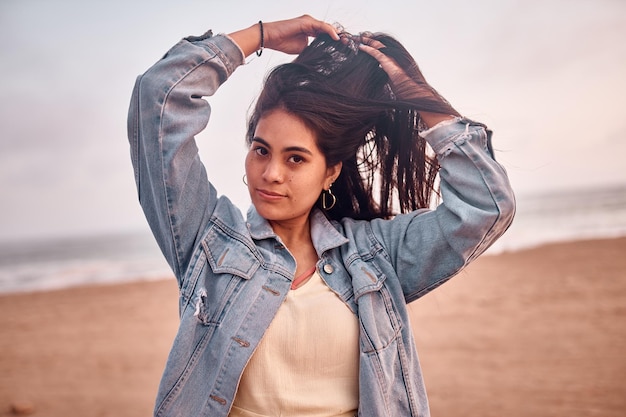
left=128, top=15, right=515, bottom=417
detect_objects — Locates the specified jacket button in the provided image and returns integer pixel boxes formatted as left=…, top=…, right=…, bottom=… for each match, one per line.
left=323, top=264, right=334, bottom=274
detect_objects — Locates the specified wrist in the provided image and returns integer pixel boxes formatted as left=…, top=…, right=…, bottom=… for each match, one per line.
left=228, top=22, right=264, bottom=58
left=256, top=21, right=264, bottom=57
left=419, top=112, right=455, bottom=129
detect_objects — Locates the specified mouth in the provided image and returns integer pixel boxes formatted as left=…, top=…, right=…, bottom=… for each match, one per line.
left=256, top=189, right=286, bottom=201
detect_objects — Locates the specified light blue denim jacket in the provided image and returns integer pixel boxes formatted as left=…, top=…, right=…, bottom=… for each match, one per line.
left=128, top=31, right=515, bottom=417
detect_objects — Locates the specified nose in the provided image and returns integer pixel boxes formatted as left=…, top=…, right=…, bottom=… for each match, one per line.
left=262, top=159, right=284, bottom=183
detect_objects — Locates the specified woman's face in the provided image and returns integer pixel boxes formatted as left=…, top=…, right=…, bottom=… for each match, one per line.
left=245, top=109, right=341, bottom=226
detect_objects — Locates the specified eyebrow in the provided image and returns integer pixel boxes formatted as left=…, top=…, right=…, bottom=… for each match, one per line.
left=252, top=137, right=314, bottom=156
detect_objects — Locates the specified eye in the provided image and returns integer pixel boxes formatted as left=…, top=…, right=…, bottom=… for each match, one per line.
left=253, top=146, right=268, bottom=157
left=288, top=154, right=305, bottom=164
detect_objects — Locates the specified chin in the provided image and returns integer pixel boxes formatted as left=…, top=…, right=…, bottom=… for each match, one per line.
left=252, top=202, right=311, bottom=224
left=251, top=201, right=283, bottom=220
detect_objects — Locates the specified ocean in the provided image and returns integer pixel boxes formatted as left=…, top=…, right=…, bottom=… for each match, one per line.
left=1, top=185, right=625, bottom=294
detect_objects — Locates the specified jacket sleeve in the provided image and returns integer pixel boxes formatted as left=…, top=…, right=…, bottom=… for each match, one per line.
left=127, top=32, right=245, bottom=284
left=370, top=118, right=516, bottom=303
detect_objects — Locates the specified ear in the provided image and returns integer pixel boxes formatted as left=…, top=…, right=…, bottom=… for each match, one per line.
left=325, top=162, right=342, bottom=189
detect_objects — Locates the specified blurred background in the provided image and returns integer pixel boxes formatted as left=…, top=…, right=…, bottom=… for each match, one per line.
left=1, top=0, right=625, bottom=293
left=1, top=2, right=625, bottom=416
left=0, top=0, right=626, bottom=291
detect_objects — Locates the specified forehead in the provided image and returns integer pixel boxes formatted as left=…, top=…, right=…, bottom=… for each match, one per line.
left=254, top=109, right=320, bottom=151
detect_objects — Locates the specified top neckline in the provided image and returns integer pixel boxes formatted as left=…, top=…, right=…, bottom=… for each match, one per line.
left=290, top=265, right=317, bottom=290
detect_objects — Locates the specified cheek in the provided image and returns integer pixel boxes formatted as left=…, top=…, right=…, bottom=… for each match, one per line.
left=244, top=154, right=257, bottom=189
left=297, top=172, right=325, bottom=194
left=244, top=153, right=254, bottom=175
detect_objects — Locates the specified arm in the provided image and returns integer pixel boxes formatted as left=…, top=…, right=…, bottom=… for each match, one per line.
left=127, top=34, right=245, bottom=283
left=371, top=119, right=516, bottom=303
left=360, top=39, right=514, bottom=301
left=127, top=17, right=338, bottom=285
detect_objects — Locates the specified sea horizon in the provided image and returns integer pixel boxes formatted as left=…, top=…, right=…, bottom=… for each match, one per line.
left=1, top=183, right=625, bottom=294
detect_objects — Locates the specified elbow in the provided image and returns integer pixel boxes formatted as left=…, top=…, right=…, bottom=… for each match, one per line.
left=467, top=181, right=516, bottom=259
left=133, top=71, right=162, bottom=107
left=485, top=182, right=516, bottom=246
left=501, top=180, right=517, bottom=227
left=498, top=183, right=516, bottom=229
left=483, top=163, right=517, bottom=238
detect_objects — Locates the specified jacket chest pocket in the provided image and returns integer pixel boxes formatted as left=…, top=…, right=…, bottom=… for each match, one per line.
left=190, top=224, right=262, bottom=326
left=202, top=224, right=261, bottom=279
left=352, top=260, right=403, bottom=354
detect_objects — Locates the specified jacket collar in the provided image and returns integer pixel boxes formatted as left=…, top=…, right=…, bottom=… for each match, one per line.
left=246, top=206, right=349, bottom=256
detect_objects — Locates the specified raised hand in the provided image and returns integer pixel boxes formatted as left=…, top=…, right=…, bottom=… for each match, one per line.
left=357, top=36, right=459, bottom=127
left=264, top=15, right=339, bottom=54
left=229, top=15, right=339, bottom=57
left=357, top=37, right=435, bottom=102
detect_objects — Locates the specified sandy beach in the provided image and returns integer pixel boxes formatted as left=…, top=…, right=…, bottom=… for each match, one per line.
left=1, top=237, right=625, bottom=417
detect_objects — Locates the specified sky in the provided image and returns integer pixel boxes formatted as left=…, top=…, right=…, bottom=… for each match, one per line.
left=0, top=0, right=625, bottom=242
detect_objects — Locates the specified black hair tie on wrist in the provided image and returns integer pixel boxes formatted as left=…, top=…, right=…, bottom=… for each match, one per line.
left=256, top=20, right=264, bottom=57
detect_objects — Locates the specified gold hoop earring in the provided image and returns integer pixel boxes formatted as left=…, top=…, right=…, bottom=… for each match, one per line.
left=322, top=185, right=336, bottom=210
left=242, top=174, right=248, bottom=186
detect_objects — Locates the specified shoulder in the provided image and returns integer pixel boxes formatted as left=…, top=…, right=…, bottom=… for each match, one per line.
left=337, top=210, right=431, bottom=239
left=334, top=209, right=432, bottom=258
left=209, top=196, right=248, bottom=235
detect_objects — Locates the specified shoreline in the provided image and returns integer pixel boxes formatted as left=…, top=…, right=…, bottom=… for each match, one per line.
left=1, top=237, right=625, bottom=416
left=2, top=234, right=625, bottom=297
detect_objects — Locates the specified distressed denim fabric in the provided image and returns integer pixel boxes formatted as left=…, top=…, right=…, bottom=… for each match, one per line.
left=128, top=32, right=515, bottom=417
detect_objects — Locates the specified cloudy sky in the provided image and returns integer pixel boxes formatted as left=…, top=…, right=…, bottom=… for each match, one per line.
left=1, top=0, right=625, bottom=242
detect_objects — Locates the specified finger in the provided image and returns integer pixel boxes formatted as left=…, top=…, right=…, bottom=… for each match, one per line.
left=359, top=36, right=386, bottom=50
left=320, top=21, right=340, bottom=41
left=358, top=43, right=404, bottom=80
left=303, top=15, right=339, bottom=41
left=358, top=43, right=392, bottom=65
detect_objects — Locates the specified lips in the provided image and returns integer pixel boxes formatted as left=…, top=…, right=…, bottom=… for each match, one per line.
left=256, top=189, right=286, bottom=201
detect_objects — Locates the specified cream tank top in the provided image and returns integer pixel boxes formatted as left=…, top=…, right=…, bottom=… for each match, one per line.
left=229, top=270, right=360, bottom=417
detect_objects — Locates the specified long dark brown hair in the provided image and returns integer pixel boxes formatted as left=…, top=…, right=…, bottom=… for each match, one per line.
left=247, top=32, right=459, bottom=221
